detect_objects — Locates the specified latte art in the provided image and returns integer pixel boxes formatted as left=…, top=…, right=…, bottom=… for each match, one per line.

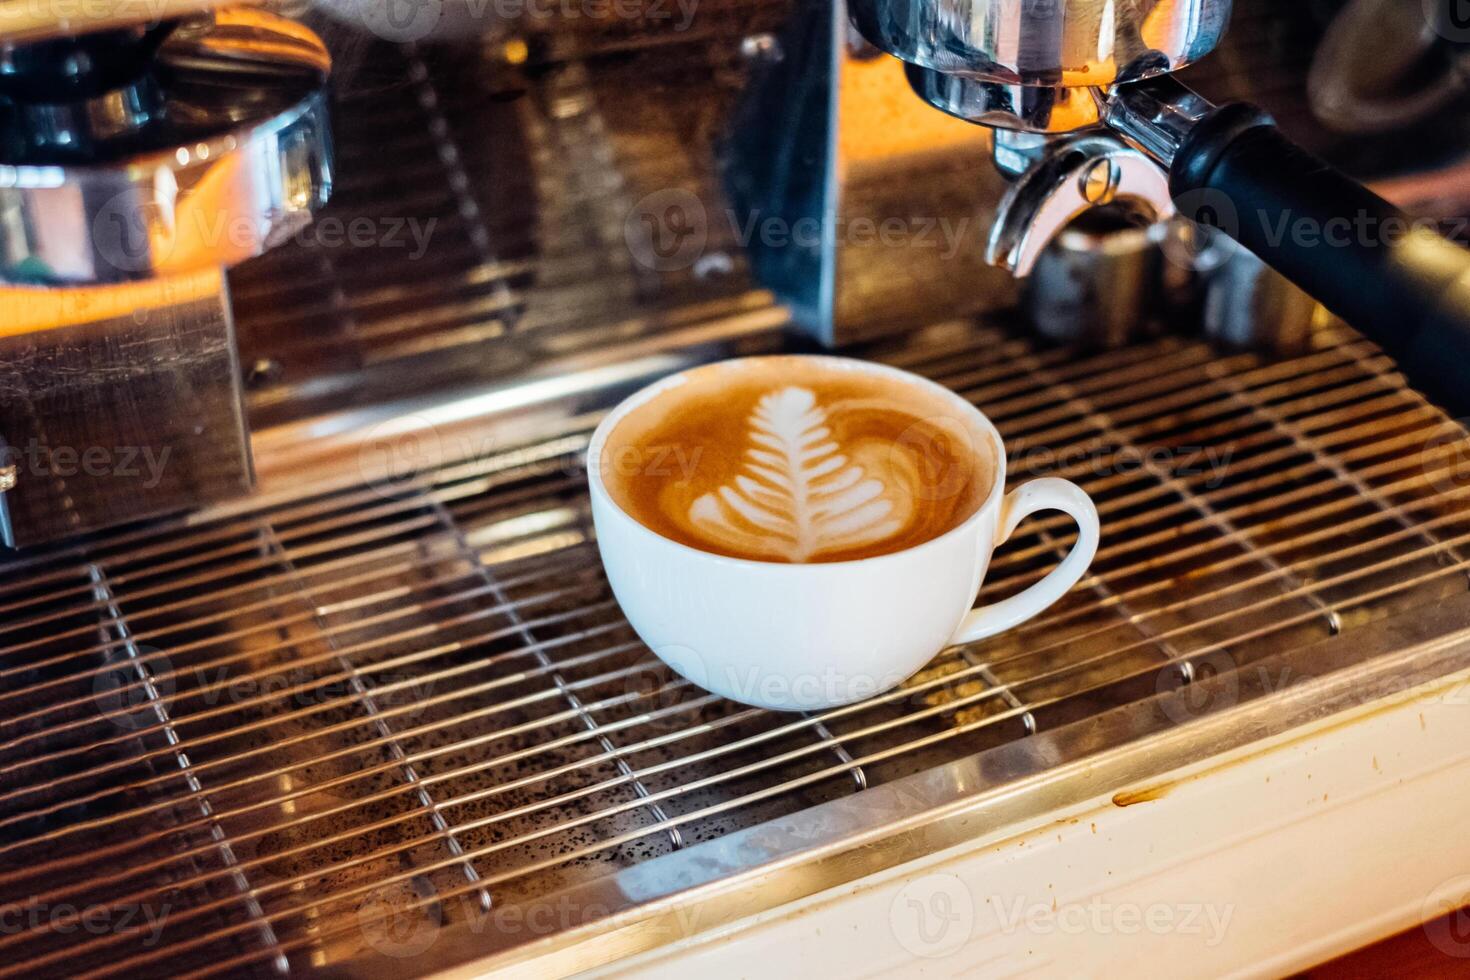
left=690, top=387, right=910, bottom=561
left=600, top=358, right=995, bottom=563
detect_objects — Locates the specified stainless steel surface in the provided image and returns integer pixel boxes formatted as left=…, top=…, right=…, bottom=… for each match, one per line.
left=0, top=7, right=331, bottom=548
left=341, top=592, right=1470, bottom=978
left=5, top=3, right=1470, bottom=977
left=229, top=36, right=787, bottom=425
left=1104, top=74, right=1218, bottom=169
left=904, top=63, right=1103, bottom=133
left=1201, top=232, right=1321, bottom=353
left=0, top=10, right=332, bottom=284
left=5, top=309, right=1470, bottom=976
left=847, top=0, right=1233, bottom=88
left=987, top=131, right=1175, bottom=275
left=721, top=0, right=1013, bottom=345
left=1022, top=215, right=1165, bottom=347
left=0, top=270, right=254, bottom=547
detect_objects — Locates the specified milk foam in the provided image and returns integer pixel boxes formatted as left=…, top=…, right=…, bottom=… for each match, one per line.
left=600, top=358, right=995, bottom=564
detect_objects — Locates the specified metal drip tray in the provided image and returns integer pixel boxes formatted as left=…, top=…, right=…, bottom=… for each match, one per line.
left=4, top=316, right=1470, bottom=977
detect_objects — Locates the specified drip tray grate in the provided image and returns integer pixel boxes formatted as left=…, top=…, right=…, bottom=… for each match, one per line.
left=2, top=322, right=1470, bottom=977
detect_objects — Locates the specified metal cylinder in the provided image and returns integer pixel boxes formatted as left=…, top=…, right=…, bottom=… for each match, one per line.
left=849, top=0, right=1234, bottom=88
left=1022, top=212, right=1166, bottom=348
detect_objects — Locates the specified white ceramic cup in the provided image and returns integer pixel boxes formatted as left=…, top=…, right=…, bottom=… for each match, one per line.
left=587, top=355, right=1101, bottom=712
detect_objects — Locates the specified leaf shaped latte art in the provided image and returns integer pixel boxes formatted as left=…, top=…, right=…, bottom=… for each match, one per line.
left=688, top=387, right=910, bottom=562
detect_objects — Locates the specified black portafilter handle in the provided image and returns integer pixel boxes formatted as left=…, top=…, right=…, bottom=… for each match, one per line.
left=1169, top=102, right=1470, bottom=417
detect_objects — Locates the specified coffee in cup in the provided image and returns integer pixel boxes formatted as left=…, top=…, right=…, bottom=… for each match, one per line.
left=599, top=356, right=997, bottom=563
left=588, top=355, right=1100, bottom=711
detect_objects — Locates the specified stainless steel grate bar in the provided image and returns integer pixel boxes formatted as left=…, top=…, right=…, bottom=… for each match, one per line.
left=803, top=714, right=868, bottom=790
left=85, top=564, right=290, bottom=976
left=0, top=601, right=627, bottom=844
left=5, top=310, right=1470, bottom=979
left=11, top=393, right=1470, bottom=869
left=1216, top=338, right=1470, bottom=578
left=426, top=496, right=687, bottom=849
left=1011, top=345, right=1342, bottom=634
left=8, top=423, right=1458, bottom=846
left=53, top=539, right=1470, bottom=980
left=256, top=522, right=493, bottom=912
left=19, top=515, right=1470, bottom=978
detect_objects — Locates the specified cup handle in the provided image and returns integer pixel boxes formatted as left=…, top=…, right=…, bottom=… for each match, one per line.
left=949, top=478, right=1100, bottom=645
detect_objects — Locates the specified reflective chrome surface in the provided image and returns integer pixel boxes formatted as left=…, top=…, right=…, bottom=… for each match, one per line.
left=1104, top=74, right=1218, bottom=168
left=1022, top=214, right=1165, bottom=346
left=987, top=130, right=1175, bottom=275
left=848, top=0, right=1233, bottom=88
left=906, top=64, right=1102, bottom=133
left=8, top=307, right=1470, bottom=976
left=1201, top=231, right=1320, bottom=353
left=0, top=270, right=253, bottom=546
left=0, top=9, right=333, bottom=284
left=3, top=2, right=1470, bottom=977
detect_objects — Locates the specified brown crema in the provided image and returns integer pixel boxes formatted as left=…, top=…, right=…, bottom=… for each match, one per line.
left=599, top=357, right=996, bottom=563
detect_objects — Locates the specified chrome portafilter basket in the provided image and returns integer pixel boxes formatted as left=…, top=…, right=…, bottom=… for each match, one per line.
left=846, top=0, right=1239, bottom=348
left=846, top=0, right=1470, bottom=416
left=847, top=0, right=1232, bottom=278
left=0, top=10, right=333, bottom=546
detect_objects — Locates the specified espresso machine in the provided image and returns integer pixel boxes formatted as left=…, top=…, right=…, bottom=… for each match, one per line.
left=10, top=2, right=1470, bottom=978
left=4, top=0, right=1470, bottom=547
left=0, top=8, right=333, bottom=546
